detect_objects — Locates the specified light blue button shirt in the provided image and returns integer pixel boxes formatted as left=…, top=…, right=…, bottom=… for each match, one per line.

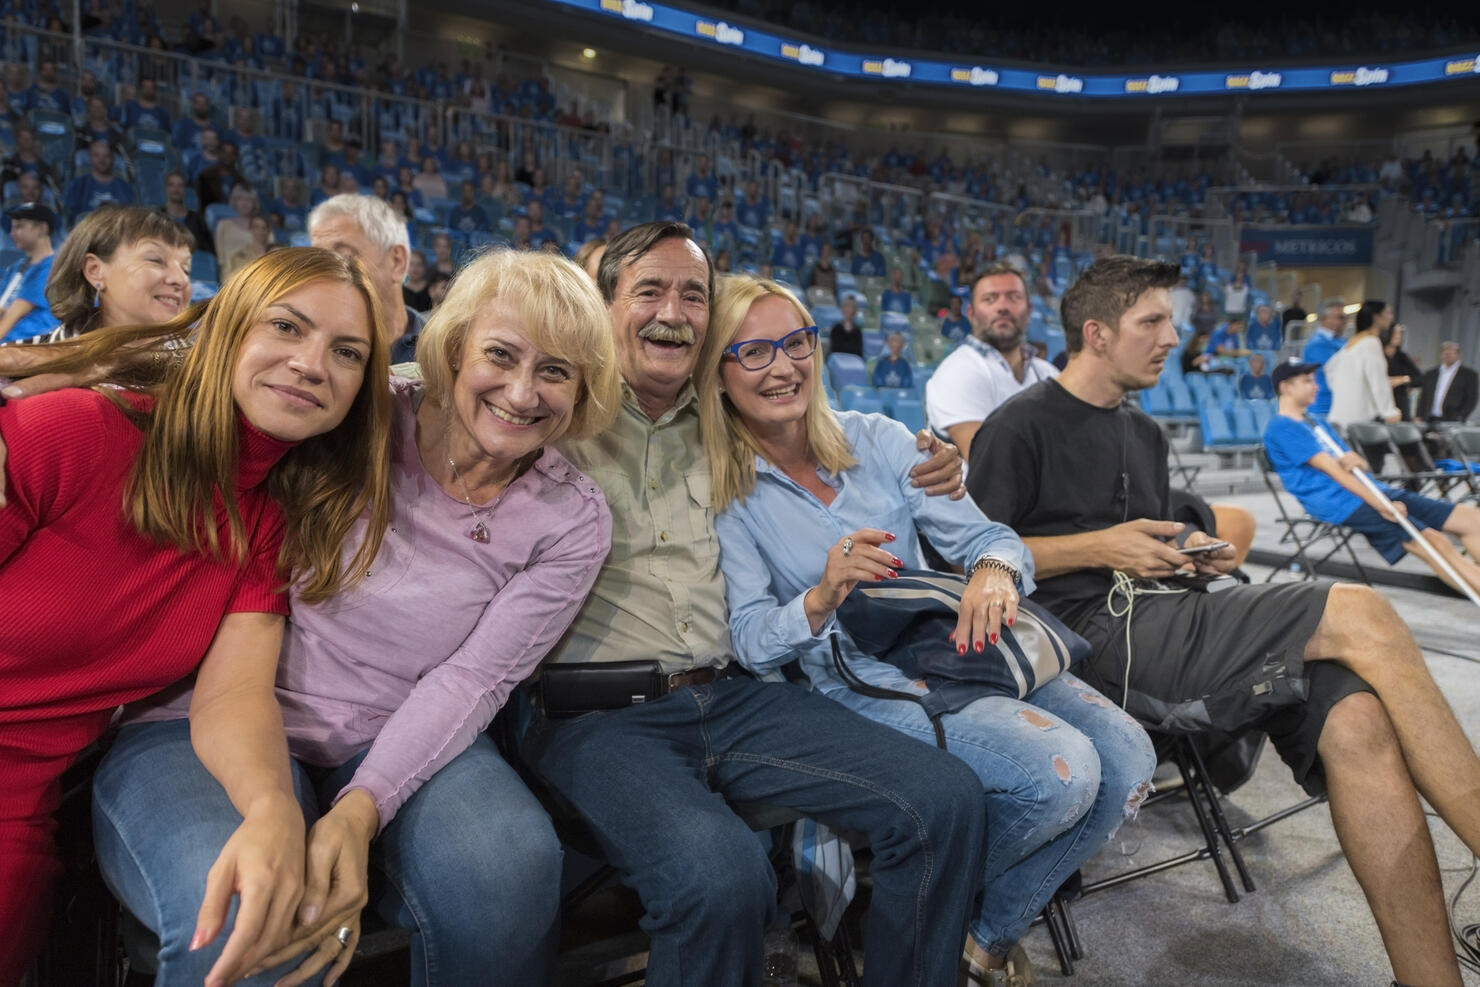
left=715, top=410, right=1034, bottom=695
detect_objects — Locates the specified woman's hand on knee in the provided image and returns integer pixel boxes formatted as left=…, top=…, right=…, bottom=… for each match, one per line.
left=273, top=915, right=359, bottom=987
left=250, top=789, right=376, bottom=978
left=196, top=793, right=307, bottom=987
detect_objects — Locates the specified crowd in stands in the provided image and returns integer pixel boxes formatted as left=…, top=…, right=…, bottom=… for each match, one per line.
left=709, top=0, right=1479, bottom=68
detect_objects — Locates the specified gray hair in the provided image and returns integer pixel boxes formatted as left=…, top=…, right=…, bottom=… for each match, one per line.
left=1322, top=297, right=1346, bottom=315
left=308, top=194, right=410, bottom=255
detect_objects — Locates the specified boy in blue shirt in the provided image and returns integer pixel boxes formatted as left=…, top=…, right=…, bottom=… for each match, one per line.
left=1238, top=352, right=1273, bottom=399
left=1246, top=302, right=1282, bottom=351
left=1264, top=359, right=1480, bottom=594
left=0, top=203, right=57, bottom=343
left=851, top=228, right=885, bottom=277
left=880, top=267, right=912, bottom=314
left=871, top=331, right=913, bottom=389
left=940, top=293, right=970, bottom=341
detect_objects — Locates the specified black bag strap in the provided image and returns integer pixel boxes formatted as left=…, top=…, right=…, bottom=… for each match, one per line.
left=829, top=633, right=947, bottom=750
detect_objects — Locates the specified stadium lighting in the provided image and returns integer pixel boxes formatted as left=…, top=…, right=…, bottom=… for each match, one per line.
left=582, top=47, right=597, bottom=59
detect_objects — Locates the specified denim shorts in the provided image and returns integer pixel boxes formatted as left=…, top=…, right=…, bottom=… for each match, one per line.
left=1341, top=490, right=1456, bottom=564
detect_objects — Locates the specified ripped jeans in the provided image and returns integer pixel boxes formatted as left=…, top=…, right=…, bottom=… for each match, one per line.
left=821, top=672, right=1156, bottom=956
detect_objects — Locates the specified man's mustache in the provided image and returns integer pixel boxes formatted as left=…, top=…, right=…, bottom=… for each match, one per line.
left=638, top=322, right=697, bottom=345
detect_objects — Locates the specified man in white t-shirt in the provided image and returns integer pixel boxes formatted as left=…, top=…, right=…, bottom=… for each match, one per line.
left=925, top=263, right=1057, bottom=459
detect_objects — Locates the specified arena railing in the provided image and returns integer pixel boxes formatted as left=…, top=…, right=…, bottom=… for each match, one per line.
left=4, top=23, right=443, bottom=151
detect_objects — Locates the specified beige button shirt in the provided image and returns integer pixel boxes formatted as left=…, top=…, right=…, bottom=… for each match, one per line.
left=549, top=382, right=733, bottom=673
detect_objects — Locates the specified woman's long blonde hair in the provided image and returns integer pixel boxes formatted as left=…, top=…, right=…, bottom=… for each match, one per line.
left=17, top=247, right=393, bottom=604
left=696, top=274, right=855, bottom=510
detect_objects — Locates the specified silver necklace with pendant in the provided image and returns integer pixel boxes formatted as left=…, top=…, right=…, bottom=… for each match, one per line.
left=447, top=453, right=493, bottom=543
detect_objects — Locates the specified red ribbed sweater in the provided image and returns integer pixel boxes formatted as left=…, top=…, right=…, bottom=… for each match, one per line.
left=0, top=389, right=293, bottom=753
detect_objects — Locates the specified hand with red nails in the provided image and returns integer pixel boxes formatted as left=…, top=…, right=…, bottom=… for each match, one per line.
left=804, top=528, right=900, bottom=634
left=955, top=563, right=1019, bottom=656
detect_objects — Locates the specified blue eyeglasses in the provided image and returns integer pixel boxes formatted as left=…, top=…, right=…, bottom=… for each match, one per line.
left=723, top=326, right=819, bottom=371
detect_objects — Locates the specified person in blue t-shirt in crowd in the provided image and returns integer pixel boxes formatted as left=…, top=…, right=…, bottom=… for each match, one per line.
left=446, top=180, right=489, bottom=235
left=524, top=200, right=559, bottom=248
left=1238, top=352, right=1273, bottom=400
left=735, top=179, right=768, bottom=229
left=684, top=153, right=717, bottom=204
left=851, top=227, right=885, bottom=277
left=1246, top=302, right=1283, bottom=351
left=120, top=77, right=171, bottom=133
left=0, top=203, right=57, bottom=343
left=64, top=142, right=136, bottom=221
left=1203, top=315, right=1247, bottom=371
left=940, top=292, right=970, bottom=341
left=871, top=331, right=913, bottom=389
left=1264, top=359, right=1480, bottom=597
left=771, top=221, right=805, bottom=271
left=880, top=267, right=912, bottom=314
left=709, top=199, right=741, bottom=253
left=571, top=189, right=611, bottom=246
left=1300, top=298, right=1348, bottom=416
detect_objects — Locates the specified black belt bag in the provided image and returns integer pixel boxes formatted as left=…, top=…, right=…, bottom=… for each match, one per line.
left=537, top=661, right=737, bottom=717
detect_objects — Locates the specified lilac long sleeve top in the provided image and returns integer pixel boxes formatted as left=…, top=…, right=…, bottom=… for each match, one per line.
left=131, top=378, right=612, bottom=830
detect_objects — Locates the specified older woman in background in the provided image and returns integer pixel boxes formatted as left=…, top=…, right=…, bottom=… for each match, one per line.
left=93, top=249, right=621, bottom=987
left=35, top=204, right=193, bottom=343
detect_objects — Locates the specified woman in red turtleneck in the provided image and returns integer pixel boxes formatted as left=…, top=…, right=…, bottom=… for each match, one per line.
left=0, top=248, right=392, bottom=987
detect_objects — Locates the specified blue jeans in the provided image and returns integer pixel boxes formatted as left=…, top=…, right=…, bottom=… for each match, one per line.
left=518, top=675, right=985, bottom=987
left=823, top=673, right=1156, bottom=955
left=92, top=719, right=561, bottom=987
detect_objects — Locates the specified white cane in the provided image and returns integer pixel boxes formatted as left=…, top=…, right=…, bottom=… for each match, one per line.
left=1312, top=422, right=1480, bottom=608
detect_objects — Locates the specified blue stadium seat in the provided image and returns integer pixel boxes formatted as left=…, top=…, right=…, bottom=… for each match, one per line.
left=1228, top=400, right=1260, bottom=443
left=190, top=251, right=217, bottom=283
left=1141, top=382, right=1172, bottom=417
left=1249, top=398, right=1275, bottom=434
left=1199, top=402, right=1238, bottom=446
left=812, top=304, right=842, bottom=328
left=861, top=330, right=884, bottom=358
left=205, top=203, right=237, bottom=232
left=1208, top=374, right=1235, bottom=404
left=1164, top=378, right=1196, bottom=417
left=892, top=398, right=926, bottom=433
left=1184, top=372, right=1214, bottom=404
left=827, top=353, right=869, bottom=391
left=839, top=385, right=886, bottom=414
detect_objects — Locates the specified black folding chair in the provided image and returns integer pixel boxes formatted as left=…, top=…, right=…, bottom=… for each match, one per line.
left=1256, top=446, right=1371, bottom=583
left=1080, top=733, right=1325, bottom=905
left=1385, top=421, right=1472, bottom=499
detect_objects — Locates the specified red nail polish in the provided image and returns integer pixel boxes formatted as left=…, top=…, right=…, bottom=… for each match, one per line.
left=948, top=631, right=956, bottom=643
left=886, top=570, right=897, bottom=579
left=1007, top=617, right=1015, bottom=627
left=892, top=556, right=903, bottom=567
left=990, top=633, right=999, bottom=645
left=958, top=643, right=967, bottom=655
left=884, top=533, right=896, bottom=542
left=875, top=574, right=883, bottom=581
left=975, top=641, right=984, bottom=653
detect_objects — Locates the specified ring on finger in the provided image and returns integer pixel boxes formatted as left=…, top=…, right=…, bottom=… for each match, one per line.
left=335, top=925, right=353, bottom=947
left=840, top=537, right=854, bottom=557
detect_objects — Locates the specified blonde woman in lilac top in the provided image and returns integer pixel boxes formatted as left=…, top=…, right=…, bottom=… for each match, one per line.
left=91, top=250, right=621, bottom=987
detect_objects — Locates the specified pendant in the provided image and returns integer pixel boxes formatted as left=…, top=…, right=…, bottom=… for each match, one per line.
left=469, top=521, right=490, bottom=543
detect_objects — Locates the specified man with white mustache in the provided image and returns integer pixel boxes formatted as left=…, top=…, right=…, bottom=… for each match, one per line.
left=518, top=221, right=990, bottom=987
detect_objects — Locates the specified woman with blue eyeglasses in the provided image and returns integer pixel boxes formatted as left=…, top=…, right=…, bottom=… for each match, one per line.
left=697, top=275, right=1155, bottom=985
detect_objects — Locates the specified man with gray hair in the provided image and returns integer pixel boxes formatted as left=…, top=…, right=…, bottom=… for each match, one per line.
left=1300, top=297, right=1347, bottom=416
left=308, top=193, right=421, bottom=363
left=1418, top=341, right=1478, bottom=425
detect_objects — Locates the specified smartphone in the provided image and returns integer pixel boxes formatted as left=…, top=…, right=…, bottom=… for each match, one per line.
left=1177, top=540, right=1230, bottom=556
